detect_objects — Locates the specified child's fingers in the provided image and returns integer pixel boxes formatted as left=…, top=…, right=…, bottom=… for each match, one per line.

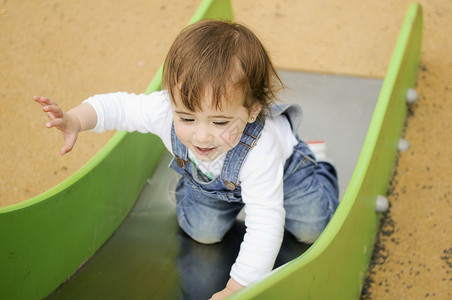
left=34, top=96, right=57, bottom=106
left=34, top=96, right=75, bottom=155
left=42, top=104, right=63, bottom=119
left=33, top=96, right=45, bottom=103
left=45, top=118, right=64, bottom=129
left=60, top=144, right=73, bottom=155
left=60, top=133, right=77, bottom=155
left=33, top=96, right=49, bottom=105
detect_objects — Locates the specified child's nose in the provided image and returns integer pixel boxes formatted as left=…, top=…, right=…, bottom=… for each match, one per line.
left=194, top=125, right=213, bottom=144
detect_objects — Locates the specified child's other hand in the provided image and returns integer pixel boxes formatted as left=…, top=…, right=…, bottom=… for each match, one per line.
left=209, top=278, right=244, bottom=300
left=34, top=96, right=80, bottom=155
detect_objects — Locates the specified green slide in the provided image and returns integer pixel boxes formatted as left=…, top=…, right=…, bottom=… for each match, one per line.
left=0, top=1, right=422, bottom=299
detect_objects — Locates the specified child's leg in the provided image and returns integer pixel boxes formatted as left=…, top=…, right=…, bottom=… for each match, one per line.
left=283, top=141, right=339, bottom=244
left=174, top=176, right=244, bottom=244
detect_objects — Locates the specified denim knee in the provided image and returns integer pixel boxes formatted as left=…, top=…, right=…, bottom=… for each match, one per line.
left=176, top=209, right=227, bottom=244
left=285, top=219, right=328, bottom=244
left=284, top=189, right=338, bottom=244
left=186, top=231, right=224, bottom=245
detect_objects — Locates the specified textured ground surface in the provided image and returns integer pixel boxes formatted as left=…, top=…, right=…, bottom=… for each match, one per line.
left=1, top=0, right=451, bottom=298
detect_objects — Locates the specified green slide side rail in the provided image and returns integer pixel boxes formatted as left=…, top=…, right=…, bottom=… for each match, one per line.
left=0, top=1, right=232, bottom=299
left=231, top=3, right=423, bottom=299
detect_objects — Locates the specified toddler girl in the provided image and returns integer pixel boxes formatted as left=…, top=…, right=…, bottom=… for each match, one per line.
left=35, top=20, right=339, bottom=300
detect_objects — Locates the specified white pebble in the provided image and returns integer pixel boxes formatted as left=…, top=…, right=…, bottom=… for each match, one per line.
left=398, top=139, right=410, bottom=152
left=376, top=195, right=389, bottom=213
left=406, top=88, right=418, bottom=104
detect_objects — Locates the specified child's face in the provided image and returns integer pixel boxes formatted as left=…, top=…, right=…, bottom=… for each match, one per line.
left=172, top=88, right=260, bottom=162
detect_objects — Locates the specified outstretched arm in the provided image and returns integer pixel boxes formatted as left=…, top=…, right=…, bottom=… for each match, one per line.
left=34, top=96, right=97, bottom=155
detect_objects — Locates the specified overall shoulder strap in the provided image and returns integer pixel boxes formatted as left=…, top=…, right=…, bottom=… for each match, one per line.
left=270, top=103, right=303, bottom=134
left=221, top=117, right=265, bottom=187
left=170, top=123, right=190, bottom=169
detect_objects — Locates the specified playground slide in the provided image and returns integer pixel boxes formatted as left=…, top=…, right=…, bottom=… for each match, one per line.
left=0, top=1, right=422, bottom=299
left=43, top=72, right=384, bottom=300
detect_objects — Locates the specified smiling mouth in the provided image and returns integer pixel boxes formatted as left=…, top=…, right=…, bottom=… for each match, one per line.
left=194, top=146, right=216, bottom=155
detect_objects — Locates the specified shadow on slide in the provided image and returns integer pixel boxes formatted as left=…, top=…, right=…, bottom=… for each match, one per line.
left=0, top=1, right=423, bottom=299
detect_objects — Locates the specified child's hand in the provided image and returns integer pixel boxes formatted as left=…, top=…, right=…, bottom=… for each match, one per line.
left=209, top=278, right=244, bottom=300
left=34, top=96, right=81, bottom=155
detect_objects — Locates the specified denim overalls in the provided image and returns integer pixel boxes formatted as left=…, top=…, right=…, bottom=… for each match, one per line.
left=169, top=104, right=339, bottom=244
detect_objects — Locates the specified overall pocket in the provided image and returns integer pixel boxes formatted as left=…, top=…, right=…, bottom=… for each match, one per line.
left=284, top=140, right=317, bottom=179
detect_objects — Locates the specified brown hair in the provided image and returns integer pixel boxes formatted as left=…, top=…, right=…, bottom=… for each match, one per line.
left=162, top=19, right=284, bottom=114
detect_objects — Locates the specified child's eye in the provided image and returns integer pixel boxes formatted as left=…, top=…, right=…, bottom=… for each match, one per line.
left=180, top=117, right=195, bottom=123
left=213, top=121, right=230, bottom=127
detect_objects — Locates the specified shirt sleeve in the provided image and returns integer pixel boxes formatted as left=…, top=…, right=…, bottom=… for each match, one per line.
left=83, top=90, right=173, bottom=150
left=229, top=134, right=286, bottom=286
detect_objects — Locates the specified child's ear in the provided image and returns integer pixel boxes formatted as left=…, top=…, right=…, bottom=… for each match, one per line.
left=248, top=103, right=262, bottom=123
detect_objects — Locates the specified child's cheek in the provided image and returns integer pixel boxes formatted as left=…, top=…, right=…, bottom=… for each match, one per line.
left=174, top=123, right=190, bottom=144
left=217, top=123, right=246, bottom=150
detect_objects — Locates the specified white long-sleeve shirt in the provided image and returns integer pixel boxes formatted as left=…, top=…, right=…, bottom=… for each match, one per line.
left=84, top=90, right=298, bottom=286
